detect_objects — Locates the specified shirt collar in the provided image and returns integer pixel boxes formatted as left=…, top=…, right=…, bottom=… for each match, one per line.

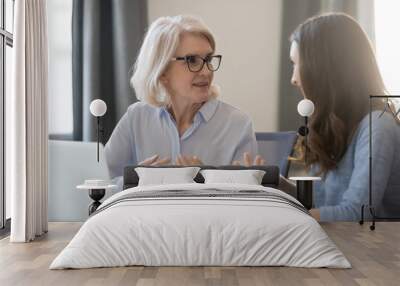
left=198, top=98, right=219, bottom=122
left=158, top=106, right=168, bottom=118
left=158, top=98, right=219, bottom=122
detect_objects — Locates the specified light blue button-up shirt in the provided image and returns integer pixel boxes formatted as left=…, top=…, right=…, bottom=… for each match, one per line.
left=104, top=98, right=258, bottom=188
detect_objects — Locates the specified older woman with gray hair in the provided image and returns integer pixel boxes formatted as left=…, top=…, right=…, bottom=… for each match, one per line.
left=105, top=15, right=263, bottom=185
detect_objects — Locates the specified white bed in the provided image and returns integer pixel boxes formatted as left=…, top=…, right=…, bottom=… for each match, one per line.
left=50, top=183, right=351, bottom=269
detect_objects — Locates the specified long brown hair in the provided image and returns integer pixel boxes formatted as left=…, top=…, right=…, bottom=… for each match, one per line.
left=290, top=13, right=386, bottom=175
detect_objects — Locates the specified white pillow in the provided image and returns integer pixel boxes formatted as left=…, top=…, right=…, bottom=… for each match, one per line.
left=200, top=169, right=266, bottom=185
left=135, top=167, right=201, bottom=186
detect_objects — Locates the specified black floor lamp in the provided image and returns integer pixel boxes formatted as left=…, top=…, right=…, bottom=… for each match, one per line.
left=359, top=95, right=400, bottom=230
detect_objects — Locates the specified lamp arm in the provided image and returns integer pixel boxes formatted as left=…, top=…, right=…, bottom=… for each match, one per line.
left=97, top=117, right=100, bottom=162
left=305, top=116, right=308, bottom=164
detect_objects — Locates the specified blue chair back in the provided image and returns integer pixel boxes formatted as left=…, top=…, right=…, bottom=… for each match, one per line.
left=255, top=131, right=298, bottom=177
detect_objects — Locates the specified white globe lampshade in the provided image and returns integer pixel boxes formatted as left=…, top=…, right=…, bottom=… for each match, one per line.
left=297, top=99, right=315, bottom=117
left=90, top=99, right=107, bottom=117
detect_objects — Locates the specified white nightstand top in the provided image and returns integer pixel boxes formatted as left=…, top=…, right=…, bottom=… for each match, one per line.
left=289, top=176, right=321, bottom=181
left=77, top=184, right=117, bottom=190
left=77, top=179, right=117, bottom=190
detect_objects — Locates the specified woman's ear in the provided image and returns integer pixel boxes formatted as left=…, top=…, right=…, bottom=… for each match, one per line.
left=159, top=74, right=168, bottom=85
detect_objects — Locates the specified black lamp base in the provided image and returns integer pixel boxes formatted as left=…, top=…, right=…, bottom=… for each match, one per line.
left=296, top=180, right=313, bottom=210
left=88, top=189, right=105, bottom=215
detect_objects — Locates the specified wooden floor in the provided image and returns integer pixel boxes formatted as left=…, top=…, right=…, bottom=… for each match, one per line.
left=0, top=222, right=400, bottom=286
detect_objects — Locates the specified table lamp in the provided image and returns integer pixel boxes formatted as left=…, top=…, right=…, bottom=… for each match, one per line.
left=289, top=99, right=318, bottom=210
left=79, top=99, right=115, bottom=215
left=297, top=99, right=315, bottom=163
left=89, top=99, right=107, bottom=162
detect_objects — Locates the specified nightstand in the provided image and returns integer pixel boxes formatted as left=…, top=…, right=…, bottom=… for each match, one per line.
left=289, top=176, right=321, bottom=210
left=77, top=180, right=117, bottom=215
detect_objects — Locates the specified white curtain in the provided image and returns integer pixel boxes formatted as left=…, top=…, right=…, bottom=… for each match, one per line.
left=9, top=0, right=48, bottom=242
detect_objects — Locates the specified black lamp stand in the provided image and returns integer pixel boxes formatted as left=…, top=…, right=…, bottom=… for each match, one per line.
left=298, top=116, right=309, bottom=163
left=359, top=95, right=400, bottom=230
left=97, top=117, right=100, bottom=162
left=95, top=116, right=105, bottom=162
left=293, top=116, right=315, bottom=210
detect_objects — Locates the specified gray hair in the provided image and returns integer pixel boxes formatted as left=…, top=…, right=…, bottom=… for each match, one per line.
left=130, top=15, right=220, bottom=106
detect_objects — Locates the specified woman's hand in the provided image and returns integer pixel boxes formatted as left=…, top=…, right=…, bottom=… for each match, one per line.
left=175, top=154, right=203, bottom=166
left=139, top=154, right=171, bottom=166
left=232, top=152, right=266, bottom=166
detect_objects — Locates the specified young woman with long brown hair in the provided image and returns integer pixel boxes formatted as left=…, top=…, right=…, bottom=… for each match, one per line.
left=289, top=13, right=400, bottom=221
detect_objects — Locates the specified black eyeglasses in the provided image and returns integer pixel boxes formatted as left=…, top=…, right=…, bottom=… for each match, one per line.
left=171, top=54, right=222, bottom=72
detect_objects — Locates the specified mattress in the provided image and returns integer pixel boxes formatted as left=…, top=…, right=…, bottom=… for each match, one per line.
left=50, top=183, right=351, bottom=269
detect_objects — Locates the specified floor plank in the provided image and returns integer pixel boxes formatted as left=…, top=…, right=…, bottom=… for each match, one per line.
left=0, top=222, right=399, bottom=286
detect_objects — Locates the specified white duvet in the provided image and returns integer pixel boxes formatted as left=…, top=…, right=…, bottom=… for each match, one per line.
left=50, top=183, right=351, bottom=269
